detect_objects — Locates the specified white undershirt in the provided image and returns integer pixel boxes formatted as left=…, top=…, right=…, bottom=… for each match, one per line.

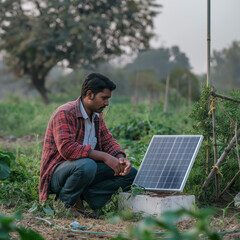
left=80, top=100, right=99, bottom=149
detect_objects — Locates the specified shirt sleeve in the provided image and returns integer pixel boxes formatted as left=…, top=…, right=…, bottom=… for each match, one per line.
left=52, top=110, right=91, bottom=161
left=100, top=118, right=126, bottom=157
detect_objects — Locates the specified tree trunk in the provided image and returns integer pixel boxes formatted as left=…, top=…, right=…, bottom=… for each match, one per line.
left=31, top=74, right=49, bottom=104
left=176, top=78, right=179, bottom=114
left=188, top=75, right=191, bottom=112
left=163, top=74, right=170, bottom=114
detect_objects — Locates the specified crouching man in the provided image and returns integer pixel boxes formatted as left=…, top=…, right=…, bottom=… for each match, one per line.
left=39, top=73, right=137, bottom=217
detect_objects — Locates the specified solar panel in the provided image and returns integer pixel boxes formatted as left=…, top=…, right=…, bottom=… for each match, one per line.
left=133, top=135, right=203, bottom=191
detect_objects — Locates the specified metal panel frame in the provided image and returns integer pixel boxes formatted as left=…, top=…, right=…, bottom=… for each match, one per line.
left=133, top=135, right=203, bottom=192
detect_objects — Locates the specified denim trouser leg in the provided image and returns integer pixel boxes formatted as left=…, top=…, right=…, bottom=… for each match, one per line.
left=50, top=158, right=137, bottom=210
left=83, top=163, right=137, bottom=210
left=50, top=158, right=97, bottom=207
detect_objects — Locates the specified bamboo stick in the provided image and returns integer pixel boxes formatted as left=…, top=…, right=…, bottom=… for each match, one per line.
left=218, top=170, right=240, bottom=198
left=200, top=129, right=240, bottom=195
left=217, top=122, right=240, bottom=199
left=236, top=122, right=240, bottom=168
left=210, top=92, right=240, bottom=104
left=211, top=88, right=219, bottom=199
left=206, top=137, right=210, bottom=174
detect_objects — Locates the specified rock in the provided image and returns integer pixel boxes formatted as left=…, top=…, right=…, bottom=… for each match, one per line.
left=234, top=192, right=240, bottom=207
left=9, top=135, right=17, bottom=142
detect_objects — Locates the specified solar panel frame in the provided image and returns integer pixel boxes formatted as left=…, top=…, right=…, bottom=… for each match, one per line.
left=133, top=135, right=203, bottom=192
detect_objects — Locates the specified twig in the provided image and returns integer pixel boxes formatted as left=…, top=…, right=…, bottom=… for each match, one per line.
left=236, top=121, right=240, bottom=169
left=218, top=170, right=240, bottom=198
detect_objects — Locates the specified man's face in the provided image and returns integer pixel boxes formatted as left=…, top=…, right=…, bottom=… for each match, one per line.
left=88, top=88, right=112, bottom=113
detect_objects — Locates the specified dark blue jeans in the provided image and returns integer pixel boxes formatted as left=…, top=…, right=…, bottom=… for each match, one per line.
left=50, top=158, right=137, bottom=209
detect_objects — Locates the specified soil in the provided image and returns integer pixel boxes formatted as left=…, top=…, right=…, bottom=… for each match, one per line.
left=2, top=205, right=240, bottom=240
left=0, top=134, right=44, bottom=148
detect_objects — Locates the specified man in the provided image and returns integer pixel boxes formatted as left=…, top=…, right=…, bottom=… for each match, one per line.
left=39, top=73, right=137, bottom=217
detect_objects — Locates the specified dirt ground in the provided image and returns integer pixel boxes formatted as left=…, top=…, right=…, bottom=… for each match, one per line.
left=1, top=205, right=196, bottom=240
left=2, top=202, right=240, bottom=239
left=0, top=134, right=44, bottom=147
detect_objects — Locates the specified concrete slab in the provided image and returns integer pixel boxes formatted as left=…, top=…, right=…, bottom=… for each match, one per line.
left=119, top=192, right=195, bottom=219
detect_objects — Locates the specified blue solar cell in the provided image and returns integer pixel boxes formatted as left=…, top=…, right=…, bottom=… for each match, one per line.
left=133, top=135, right=203, bottom=191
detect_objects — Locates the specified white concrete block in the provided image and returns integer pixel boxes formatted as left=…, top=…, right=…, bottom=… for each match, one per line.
left=119, top=192, right=195, bottom=219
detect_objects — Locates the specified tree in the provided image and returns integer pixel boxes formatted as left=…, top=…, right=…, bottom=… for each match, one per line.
left=124, top=46, right=191, bottom=78
left=211, top=41, right=240, bottom=90
left=170, top=67, right=200, bottom=102
left=0, top=0, right=160, bottom=104
left=129, top=69, right=162, bottom=104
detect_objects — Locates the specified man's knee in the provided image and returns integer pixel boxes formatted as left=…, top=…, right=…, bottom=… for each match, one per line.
left=73, top=158, right=97, bottom=180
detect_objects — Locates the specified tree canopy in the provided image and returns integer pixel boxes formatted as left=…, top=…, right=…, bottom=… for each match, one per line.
left=124, top=46, right=191, bottom=78
left=211, top=41, right=240, bottom=90
left=0, top=0, right=160, bottom=103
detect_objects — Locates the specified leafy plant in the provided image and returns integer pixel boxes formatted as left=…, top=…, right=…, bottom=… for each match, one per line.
left=0, top=150, right=15, bottom=180
left=112, top=208, right=222, bottom=240
left=0, top=212, right=44, bottom=240
left=111, top=119, right=177, bottom=141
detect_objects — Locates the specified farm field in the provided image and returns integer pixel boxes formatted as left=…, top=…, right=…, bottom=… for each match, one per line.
left=1, top=89, right=240, bottom=240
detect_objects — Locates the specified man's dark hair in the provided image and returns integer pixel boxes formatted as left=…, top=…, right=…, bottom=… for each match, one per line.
left=81, top=73, right=116, bottom=98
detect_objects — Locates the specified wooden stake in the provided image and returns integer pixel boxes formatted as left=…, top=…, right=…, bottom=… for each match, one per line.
left=206, top=137, right=210, bottom=174
left=236, top=121, right=240, bottom=168
left=218, top=170, right=240, bottom=198
left=163, top=74, right=170, bottom=115
left=199, top=129, right=240, bottom=195
left=217, top=122, right=240, bottom=198
left=211, top=87, right=219, bottom=199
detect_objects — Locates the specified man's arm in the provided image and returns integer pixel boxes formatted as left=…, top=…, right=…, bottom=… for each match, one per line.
left=99, top=118, right=126, bottom=157
left=52, top=111, right=91, bottom=160
left=98, top=119, right=132, bottom=175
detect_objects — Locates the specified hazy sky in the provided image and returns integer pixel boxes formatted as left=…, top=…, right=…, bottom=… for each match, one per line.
left=150, top=0, right=240, bottom=74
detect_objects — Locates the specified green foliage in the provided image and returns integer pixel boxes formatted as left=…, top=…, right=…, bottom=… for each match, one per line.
left=131, top=185, right=146, bottom=197
left=111, top=119, right=177, bottom=141
left=113, top=208, right=222, bottom=240
left=0, top=212, right=44, bottom=240
left=189, top=85, right=212, bottom=137
left=0, top=99, right=58, bottom=137
left=0, top=145, right=41, bottom=208
left=189, top=86, right=240, bottom=198
left=0, top=151, right=15, bottom=180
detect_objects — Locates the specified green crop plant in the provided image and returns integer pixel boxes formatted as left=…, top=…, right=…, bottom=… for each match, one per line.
left=0, top=211, right=44, bottom=240
left=0, top=151, right=15, bottom=180
left=112, top=208, right=222, bottom=240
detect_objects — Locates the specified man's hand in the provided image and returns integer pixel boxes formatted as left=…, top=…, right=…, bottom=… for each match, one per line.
left=88, top=150, right=130, bottom=176
left=103, top=155, right=124, bottom=176
left=118, top=157, right=131, bottom=176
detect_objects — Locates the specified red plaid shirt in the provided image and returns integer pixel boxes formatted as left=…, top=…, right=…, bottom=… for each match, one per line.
left=39, top=97, right=125, bottom=204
